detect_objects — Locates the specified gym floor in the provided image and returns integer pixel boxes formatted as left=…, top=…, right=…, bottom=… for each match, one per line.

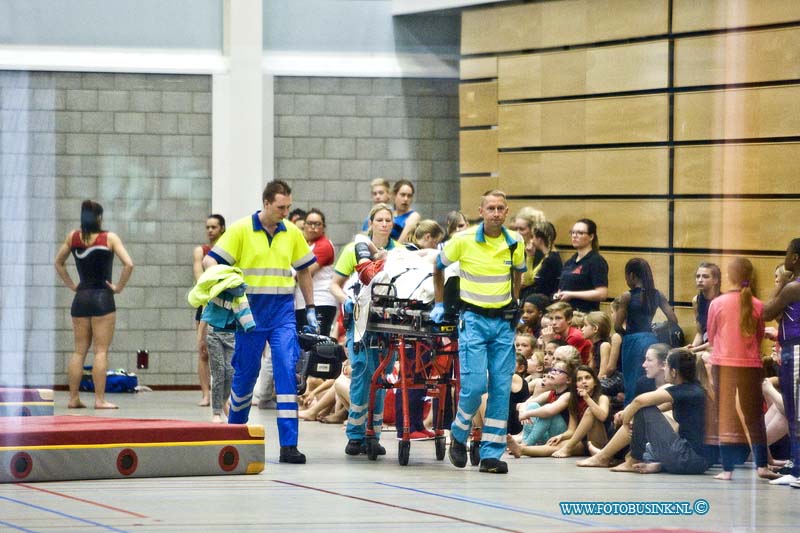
left=1, top=391, right=797, bottom=532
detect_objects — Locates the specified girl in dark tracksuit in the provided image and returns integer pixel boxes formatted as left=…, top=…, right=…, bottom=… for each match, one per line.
left=620, top=348, right=713, bottom=475
left=764, top=238, right=800, bottom=485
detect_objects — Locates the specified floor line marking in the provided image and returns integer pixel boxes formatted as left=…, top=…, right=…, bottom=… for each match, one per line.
left=0, top=495, right=130, bottom=533
left=272, top=479, right=525, bottom=533
left=376, top=481, right=619, bottom=529
left=0, top=520, right=39, bottom=533
left=17, top=483, right=150, bottom=519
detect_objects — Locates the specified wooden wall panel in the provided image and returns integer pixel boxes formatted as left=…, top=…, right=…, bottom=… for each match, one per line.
left=462, top=0, right=668, bottom=55
left=675, top=28, right=800, bottom=87
left=499, top=41, right=668, bottom=100
left=460, top=176, right=498, bottom=220
left=674, top=306, right=697, bottom=342
left=674, top=143, right=800, bottom=195
left=673, top=254, right=784, bottom=302
left=460, top=130, right=498, bottom=175
left=673, top=200, right=800, bottom=252
left=675, top=86, right=800, bottom=141
left=460, top=57, right=498, bottom=81
left=673, top=0, right=800, bottom=33
left=460, top=82, right=498, bottom=127
left=499, top=94, right=668, bottom=148
left=508, top=199, right=669, bottom=249
left=498, top=147, right=669, bottom=196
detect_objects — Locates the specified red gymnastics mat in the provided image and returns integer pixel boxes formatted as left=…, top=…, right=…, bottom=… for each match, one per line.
left=0, top=388, right=54, bottom=416
left=0, top=416, right=265, bottom=482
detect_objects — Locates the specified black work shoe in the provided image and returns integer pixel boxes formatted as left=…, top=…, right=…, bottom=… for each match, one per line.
left=479, top=458, right=508, bottom=474
left=449, top=439, right=467, bottom=468
left=345, top=439, right=364, bottom=456
left=374, top=442, right=387, bottom=456
left=279, top=446, right=306, bottom=464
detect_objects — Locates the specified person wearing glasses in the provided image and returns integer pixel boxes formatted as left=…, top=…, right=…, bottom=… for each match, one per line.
left=294, top=208, right=337, bottom=336
left=554, top=218, right=609, bottom=313
left=506, top=358, right=576, bottom=456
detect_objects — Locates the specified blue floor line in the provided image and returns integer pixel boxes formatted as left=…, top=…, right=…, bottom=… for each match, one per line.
left=0, top=520, right=39, bottom=533
left=0, top=495, right=129, bottom=533
left=376, top=481, right=627, bottom=529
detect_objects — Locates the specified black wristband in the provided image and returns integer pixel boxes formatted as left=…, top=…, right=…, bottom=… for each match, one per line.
left=306, top=304, right=316, bottom=309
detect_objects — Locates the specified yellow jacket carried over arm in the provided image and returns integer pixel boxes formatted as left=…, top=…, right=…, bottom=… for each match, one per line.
left=188, top=265, right=256, bottom=331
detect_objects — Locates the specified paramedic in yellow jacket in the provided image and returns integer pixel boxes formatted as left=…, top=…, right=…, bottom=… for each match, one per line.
left=203, top=180, right=317, bottom=465
left=431, top=189, right=525, bottom=474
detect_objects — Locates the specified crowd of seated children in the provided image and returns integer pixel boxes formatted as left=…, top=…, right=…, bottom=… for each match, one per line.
left=508, top=361, right=609, bottom=459
left=286, top=190, right=800, bottom=486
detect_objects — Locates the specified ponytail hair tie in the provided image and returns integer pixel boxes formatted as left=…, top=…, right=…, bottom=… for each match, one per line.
left=741, top=280, right=750, bottom=288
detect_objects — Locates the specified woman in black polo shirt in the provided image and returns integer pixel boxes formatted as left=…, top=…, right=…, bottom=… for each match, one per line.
left=554, top=218, right=608, bottom=313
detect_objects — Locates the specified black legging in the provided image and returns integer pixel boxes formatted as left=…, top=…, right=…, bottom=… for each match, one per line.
left=295, top=306, right=337, bottom=337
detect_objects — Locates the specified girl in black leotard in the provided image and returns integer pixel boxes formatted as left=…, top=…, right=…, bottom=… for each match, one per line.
left=55, top=200, right=134, bottom=410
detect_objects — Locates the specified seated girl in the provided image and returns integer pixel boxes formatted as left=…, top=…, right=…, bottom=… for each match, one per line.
left=507, top=359, right=575, bottom=455
left=577, top=343, right=671, bottom=468
left=617, top=348, right=713, bottom=475
left=507, top=354, right=532, bottom=438
left=582, top=311, right=612, bottom=378
left=551, top=365, right=611, bottom=458
left=531, top=342, right=573, bottom=396
left=298, top=360, right=351, bottom=424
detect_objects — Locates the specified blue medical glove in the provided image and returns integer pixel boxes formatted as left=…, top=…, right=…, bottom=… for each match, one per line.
left=430, top=302, right=445, bottom=324
left=306, top=306, right=320, bottom=333
left=343, top=298, right=355, bottom=315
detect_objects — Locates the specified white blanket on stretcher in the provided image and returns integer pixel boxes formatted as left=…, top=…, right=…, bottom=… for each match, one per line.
left=351, top=248, right=442, bottom=342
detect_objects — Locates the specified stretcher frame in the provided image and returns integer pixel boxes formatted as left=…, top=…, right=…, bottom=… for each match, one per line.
left=363, top=283, right=460, bottom=465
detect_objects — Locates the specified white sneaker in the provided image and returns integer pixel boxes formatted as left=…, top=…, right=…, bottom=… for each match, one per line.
left=769, top=474, right=798, bottom=485
left=790, top=480, right=800, bottom=489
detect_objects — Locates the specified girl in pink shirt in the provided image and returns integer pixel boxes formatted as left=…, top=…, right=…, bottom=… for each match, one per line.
left=707, top=257, right=777, bottom=481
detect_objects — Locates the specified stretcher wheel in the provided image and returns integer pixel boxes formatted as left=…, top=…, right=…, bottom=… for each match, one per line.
left=435, top=436, right=446, bottom=460
left=469, top=440, right=480, bottom=466
left=398, top=440, right=410, bottom=466
left=366, top=437, right=380, bottom=461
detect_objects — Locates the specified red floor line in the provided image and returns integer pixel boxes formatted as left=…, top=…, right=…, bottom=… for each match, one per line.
left=272, top=480, right=525, bottom=533
left=16, top=483, right=150, bottom=519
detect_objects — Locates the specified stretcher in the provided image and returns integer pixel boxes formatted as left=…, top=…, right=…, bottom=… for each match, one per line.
left=363, top=281, right=463, bottom=465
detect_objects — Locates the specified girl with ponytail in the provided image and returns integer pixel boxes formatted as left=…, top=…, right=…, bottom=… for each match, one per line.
left=55, top=200, right=134, bottom=410
left=706, top=257, right=777, bottom=481
left=615, top=258, right=678, bottom=406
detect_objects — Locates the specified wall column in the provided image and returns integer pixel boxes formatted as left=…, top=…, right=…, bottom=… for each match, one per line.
left=212, top=0, right=263, bottom=222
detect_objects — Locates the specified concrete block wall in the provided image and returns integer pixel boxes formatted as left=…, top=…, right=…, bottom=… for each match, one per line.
left=274, top=77, right=461, bottom=248
left=0, top=71, right=211, bottom=388
left=0, top=72, right=460, bottom=390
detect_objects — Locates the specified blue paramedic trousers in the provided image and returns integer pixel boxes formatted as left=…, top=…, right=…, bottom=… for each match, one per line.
left=450, top=310, right=515, bottom=460
left=345, top=328, right=390, bottom=442
left=228, top=322, right=300, bottom=447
